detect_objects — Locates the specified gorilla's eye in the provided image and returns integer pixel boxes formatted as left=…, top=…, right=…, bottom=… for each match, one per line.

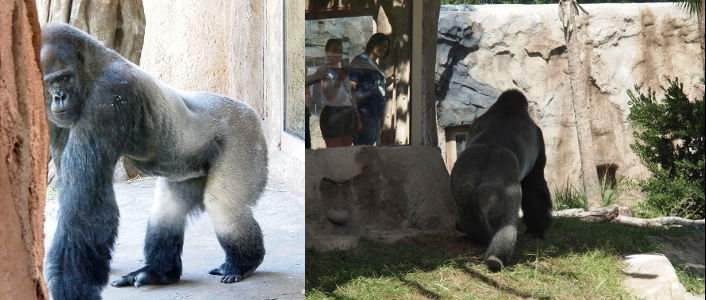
left=61, top=76, right=71, bottom=83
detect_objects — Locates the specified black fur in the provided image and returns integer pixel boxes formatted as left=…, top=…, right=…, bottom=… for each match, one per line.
left=449, top=89, right=552, bottom=271
left=41, top=23, right=268, bottom=299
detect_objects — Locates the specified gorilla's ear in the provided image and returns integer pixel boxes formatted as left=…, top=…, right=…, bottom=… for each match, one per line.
left=77, top=50, right=85, bottom=64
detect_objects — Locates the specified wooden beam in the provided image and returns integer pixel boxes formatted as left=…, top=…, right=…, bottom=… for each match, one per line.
left=305, top=0, right=380, bottom=20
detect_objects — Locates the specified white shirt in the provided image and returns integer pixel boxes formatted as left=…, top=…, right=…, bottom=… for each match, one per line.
left=321, top=68, right=353, bottom=107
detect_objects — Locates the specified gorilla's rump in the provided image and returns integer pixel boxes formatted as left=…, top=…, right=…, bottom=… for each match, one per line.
left=450, top=145, right=522, bottom=245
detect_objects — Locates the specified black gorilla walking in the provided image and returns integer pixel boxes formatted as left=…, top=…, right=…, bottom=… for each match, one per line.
left=41, top=23, right=268, bottom=299
left=449, top=89, right=552, bottom=272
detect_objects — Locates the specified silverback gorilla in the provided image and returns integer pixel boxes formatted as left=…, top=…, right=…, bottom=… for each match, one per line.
left=41, top=23, right=268, bottom=299
left=449, top=89, right=552, bottom=272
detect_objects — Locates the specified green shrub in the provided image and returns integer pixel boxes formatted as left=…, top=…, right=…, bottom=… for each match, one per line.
left=627, top=78, right=705, bottom=219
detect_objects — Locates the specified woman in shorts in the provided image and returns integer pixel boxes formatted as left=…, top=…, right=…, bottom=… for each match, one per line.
left=317, top=38, right=356, bottom=148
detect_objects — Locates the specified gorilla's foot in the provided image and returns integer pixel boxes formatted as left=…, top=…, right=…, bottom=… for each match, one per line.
left=110, top=266, right=180, bottom=287
left=485, top=255, right=504, bottom=272
left=209, top=259, right=263, bottom=283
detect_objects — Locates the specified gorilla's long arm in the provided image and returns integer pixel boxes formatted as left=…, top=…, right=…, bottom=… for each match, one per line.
left=46, top=131, right=121, bottom=300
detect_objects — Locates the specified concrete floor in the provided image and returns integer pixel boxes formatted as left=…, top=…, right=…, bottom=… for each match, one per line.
left=44, top=172, right=304, bottom=300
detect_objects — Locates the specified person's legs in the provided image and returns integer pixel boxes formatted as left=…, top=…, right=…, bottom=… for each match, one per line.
left=354, top=113, right=380, bottom=145
left=354, top=114, right=369, bottom=145
left=320, top=106, right=346, bottom=148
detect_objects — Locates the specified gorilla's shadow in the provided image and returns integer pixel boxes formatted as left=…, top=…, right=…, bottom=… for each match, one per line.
left=454, top=262, right=551, bottom=300
left=307, top=216, right=693, bottom=297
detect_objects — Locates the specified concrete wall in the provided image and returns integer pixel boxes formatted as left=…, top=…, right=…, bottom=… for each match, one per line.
left=306, top=146, right=456, bottom=249
left=142, top=1, right=231, bottom=96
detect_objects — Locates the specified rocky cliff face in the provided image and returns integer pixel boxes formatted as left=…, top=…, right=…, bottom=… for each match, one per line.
left=437, top=3, right=704, bottom=188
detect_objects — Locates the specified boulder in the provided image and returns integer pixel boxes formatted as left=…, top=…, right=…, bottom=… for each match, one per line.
left=623, top=253, right=696, bottom=300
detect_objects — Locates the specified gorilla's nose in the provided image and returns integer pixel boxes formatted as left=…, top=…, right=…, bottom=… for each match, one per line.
left=51, top=92, right=72, bottom=115
left=53, top=92, right=68, bottom=102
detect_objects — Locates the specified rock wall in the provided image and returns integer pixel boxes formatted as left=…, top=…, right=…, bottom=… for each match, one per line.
left=437, top=3, right=705, bottom=189
left=305, top=16, right=375, bottom=65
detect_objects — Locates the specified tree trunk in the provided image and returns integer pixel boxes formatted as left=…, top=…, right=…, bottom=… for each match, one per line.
left=0, top=0, right=50, bottom=298
left=553, top=207, right=706, bottom=228
left=699, top=3, right=706, bottom=72
left=422, top=0, right=441, bottom=147
left=566, top=11, right=601, bottom=209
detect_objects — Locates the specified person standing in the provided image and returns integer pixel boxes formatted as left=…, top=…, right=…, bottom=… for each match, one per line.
left=349, top=33, right=396, bottom=146
left=317, top=38, right=357, bottom=148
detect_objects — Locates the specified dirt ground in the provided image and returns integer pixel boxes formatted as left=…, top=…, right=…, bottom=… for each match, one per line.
left=44, top=172, right=304, bottom=300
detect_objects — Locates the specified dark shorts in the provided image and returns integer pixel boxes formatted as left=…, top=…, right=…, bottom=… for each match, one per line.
left=319, top=106, right=355, bottom=139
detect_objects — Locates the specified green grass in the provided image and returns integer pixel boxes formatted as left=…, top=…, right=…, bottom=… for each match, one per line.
left=553, top=178, right=627, bottom=210
left=553, top=182, right=588, bottom=211
left=675, top=267, right=706, bottom=295
left=306, top=217, right=700, bottom=299
left=599, top=178, right=622, bottom=207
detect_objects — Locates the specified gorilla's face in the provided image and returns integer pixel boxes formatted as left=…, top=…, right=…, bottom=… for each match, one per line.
left=41, top=44, right=85, bottom=128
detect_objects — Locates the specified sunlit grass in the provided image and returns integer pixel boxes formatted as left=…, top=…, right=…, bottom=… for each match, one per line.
left=306, top=217, right=699, bottom=299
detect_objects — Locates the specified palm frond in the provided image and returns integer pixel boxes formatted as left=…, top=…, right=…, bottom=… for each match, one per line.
left=676, top=0, right=704, bottom=17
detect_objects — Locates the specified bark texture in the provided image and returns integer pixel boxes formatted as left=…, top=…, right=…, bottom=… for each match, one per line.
left=421, top=0, right=441, bottom=147
left=0, top=0, right=50, bottom=298
left=562, top=1, right=601, bottom=208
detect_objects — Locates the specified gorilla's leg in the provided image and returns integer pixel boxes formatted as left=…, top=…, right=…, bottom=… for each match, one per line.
left=485, top=225, right=518, bottom=272
left=476, top=148, right=522, bottom=271
left=451, top=146, right=522, bottom=271
left=450, top=146, right=494, bottom=245
left=454, top=204, right=492, bottom=245
left=479, top=181, right=522, bottom=272
left=520, top=150, right=552, bottom=239
left=203, top=144, right=267, bottom=283
left=206, top=201, right=265, bottom=283
left=111, top=177, right=206, bottom=287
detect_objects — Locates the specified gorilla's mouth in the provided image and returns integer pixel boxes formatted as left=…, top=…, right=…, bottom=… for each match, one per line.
left=50, top=108, right=79, bottom=126
left=51, top=102, right=77, bottom=119
left=52, top=109, right=72, bottom=118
